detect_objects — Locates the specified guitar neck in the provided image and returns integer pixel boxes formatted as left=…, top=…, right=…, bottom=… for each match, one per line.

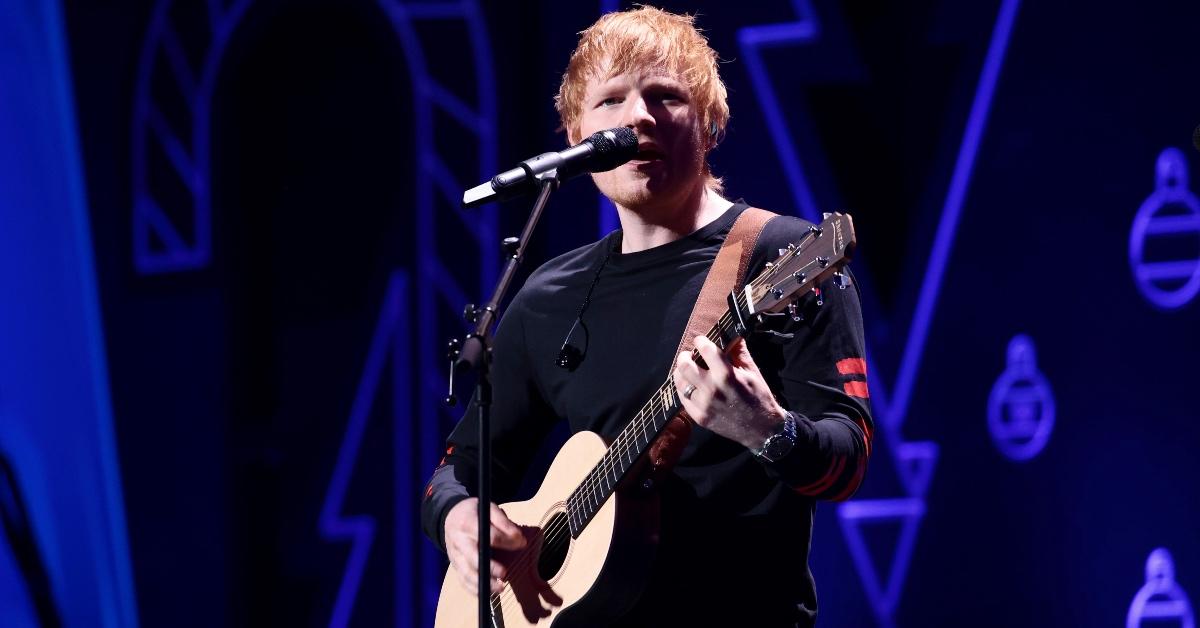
left=559, top=214, right=852, bottom=539
left=563, top=303, right=743, bottom=538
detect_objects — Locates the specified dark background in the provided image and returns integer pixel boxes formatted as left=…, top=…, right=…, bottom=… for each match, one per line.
left=5, top=0, right=1199, bottom=626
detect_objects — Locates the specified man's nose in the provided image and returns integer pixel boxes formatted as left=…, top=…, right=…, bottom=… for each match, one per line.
left=624, top=96, right=655, bottom=131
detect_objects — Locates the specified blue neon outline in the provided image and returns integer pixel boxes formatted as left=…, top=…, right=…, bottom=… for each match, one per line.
left=738, top=0, right=1022, bottom=622
left=131, top=0, right=497, bottom=623
left=892, top=441, right=936, bottom=498
left=36, top=0, right=141, bottom=623
left=392, top=274, right=415, bottom=628
left=377, top=1, right=498, bottom=624
left=1129, top=147, right=1200, bottom=309
left=1127, top=548, right=1196, bottom=628
left=132, top=0, right=253, bottom=274
left=888, top=0, right=1021, bottom=430
left=318, top=272, right=408, bottom=628
left=836, top=498, right=925, bottom=628
left=737, top=0, right=822, bottom=224
left=987, top=334, right=1055, bottom=462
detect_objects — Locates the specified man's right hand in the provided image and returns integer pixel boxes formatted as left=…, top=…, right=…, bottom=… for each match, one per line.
left=444, top=497, right=528, bottom=595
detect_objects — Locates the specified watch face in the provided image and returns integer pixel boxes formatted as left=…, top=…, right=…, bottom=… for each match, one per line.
left=757, top=418, right=797, bottom=462
left=765, top=436, right=793, bottom=460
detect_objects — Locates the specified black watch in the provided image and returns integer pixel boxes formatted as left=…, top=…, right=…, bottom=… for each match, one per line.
left=753, top=414, right=798, bottom=463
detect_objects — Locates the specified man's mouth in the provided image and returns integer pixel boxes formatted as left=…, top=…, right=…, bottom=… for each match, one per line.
left=634, top=145, right=665, bottom=161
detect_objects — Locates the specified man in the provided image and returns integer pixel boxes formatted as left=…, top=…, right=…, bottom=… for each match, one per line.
left=421, top=6, right=872, bottom=626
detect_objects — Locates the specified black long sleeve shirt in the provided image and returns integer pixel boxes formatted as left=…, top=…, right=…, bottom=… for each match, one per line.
left=421, top=202, right=873, bottom=626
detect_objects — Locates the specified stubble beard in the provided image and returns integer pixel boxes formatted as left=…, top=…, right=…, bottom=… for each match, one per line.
left=592, top=141, right=708, bottom=215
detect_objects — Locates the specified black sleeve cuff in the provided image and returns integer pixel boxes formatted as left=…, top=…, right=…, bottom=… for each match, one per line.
left=421, top=463, right=473, bottom=554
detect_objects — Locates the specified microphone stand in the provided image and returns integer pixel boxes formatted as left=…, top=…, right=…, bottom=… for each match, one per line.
left=448, top=171, right=560, bottom=627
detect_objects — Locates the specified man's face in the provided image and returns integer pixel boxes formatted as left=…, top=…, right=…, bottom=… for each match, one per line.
left=575, top=68, right=708, bottom=213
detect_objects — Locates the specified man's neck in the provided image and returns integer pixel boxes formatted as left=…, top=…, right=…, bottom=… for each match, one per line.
left=614, top=186, right=734, bottom=253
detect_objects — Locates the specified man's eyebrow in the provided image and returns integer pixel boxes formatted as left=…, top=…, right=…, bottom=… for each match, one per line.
left=642, top=74, right=686, bottom=87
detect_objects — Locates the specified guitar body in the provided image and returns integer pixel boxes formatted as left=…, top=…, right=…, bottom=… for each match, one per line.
left=434, top=431, right=660, bottom=627
left=434, top=213, right=858, bottom=627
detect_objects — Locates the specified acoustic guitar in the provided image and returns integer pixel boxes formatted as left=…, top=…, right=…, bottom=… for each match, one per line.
left=435, top=213, right=856, bottom=627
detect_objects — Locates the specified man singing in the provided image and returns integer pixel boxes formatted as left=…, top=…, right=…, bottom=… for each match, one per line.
left=422, top=6, right=873, bottom=625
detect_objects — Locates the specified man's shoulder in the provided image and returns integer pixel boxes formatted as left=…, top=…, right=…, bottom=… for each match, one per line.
left=750, top=208, right=817, bottom=253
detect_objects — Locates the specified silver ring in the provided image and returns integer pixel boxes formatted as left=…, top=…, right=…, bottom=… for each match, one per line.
left=682, top=384, right=696, bottom=400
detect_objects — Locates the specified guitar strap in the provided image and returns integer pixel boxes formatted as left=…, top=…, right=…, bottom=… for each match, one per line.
left=674, top=206, right=778, bottom=357
left=649, top=206, right=778, bottom=473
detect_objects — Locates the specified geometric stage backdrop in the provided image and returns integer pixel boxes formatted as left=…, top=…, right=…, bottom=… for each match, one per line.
left=1, top=0, right=1198, bottom=626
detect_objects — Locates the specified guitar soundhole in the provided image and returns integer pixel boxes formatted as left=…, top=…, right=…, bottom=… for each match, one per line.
left=536, top=512, right=570, bottom=582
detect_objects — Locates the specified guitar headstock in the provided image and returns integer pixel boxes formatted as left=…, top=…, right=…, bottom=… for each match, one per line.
left=740, top=212, right=856, bottom=317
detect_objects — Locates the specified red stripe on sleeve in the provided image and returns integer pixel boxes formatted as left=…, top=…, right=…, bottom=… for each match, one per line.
left=793, top=455, right=846, bottom=497
left=843, top=380, right=870, bottom=398
left=855, top=414, right=872, bottom=456
left=829, top=458, right=866, bottom=502
left=836, top=357, right=867, bottom=375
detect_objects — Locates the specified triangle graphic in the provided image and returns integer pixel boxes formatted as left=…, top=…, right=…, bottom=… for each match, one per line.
left=838, top=499, right=926, bottom=628
left=318, top=271, right=411, bottom=628
left=894, top=442, right=938, bottom=498
left=741, top=0, right=1023, bottom=624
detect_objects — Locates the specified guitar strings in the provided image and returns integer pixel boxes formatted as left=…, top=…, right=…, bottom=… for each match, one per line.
left=573, top=273, right=764, bottom=505
left=553, top=233, right=830, bottom=535
left=486, top=237, right=830, bottom=617
left=491, top=302, right=810, bottom=615
left=491, top=290, right=827, bottom=618
left=489, top=235, right=834, bottom=615
left=560, top=244, right=822, bottom=546
left=487, top=311, right=742, bottom=615
left=487, top=308, right=741, bottom=613
left=569, top=279, right=804, bottom=531
left=570, top=236, right=818, bottom=513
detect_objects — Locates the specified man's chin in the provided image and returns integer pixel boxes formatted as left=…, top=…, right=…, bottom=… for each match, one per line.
left=595, top=179, right=653, bottom=208
left=604, top=189, right=661, bottom=212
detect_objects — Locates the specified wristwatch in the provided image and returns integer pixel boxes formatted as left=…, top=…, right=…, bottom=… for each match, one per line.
left=753, top=414, right=798, bottom=463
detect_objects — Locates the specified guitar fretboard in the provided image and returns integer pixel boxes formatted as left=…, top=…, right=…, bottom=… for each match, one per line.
left=558, top=222, right=835, bottom=538
left=562, top=306, right=740, bottom=537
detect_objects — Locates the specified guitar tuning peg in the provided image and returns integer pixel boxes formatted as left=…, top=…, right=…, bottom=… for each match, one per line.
left=787, top=302, right=802, bottom=322
left=787, top=242, right=796, bottom=250
left=501, top=236, right=521, bottom=259
left=778, top=248, right=788, bottom=257
left=822, top=212, right=832, bottom=219
left=834, top=271, right=850, bottom=290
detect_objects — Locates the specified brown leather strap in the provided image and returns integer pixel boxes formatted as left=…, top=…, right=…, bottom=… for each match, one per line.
left=648, top=206, right=778, bottom=473
left=674, top=206, right=777, bottom=357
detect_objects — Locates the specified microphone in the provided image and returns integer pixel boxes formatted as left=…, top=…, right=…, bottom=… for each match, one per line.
left=463, top=127, right=638, bottom=207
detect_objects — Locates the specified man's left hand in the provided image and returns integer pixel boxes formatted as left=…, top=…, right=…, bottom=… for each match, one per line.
left=672, top=335, right=788, bottom=450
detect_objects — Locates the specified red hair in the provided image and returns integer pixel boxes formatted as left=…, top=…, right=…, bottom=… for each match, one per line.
left=554, top=6, right=730, bottom=192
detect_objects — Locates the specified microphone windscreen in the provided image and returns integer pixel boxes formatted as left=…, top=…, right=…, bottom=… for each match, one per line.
left=585, top=127, right=639, bottom=172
